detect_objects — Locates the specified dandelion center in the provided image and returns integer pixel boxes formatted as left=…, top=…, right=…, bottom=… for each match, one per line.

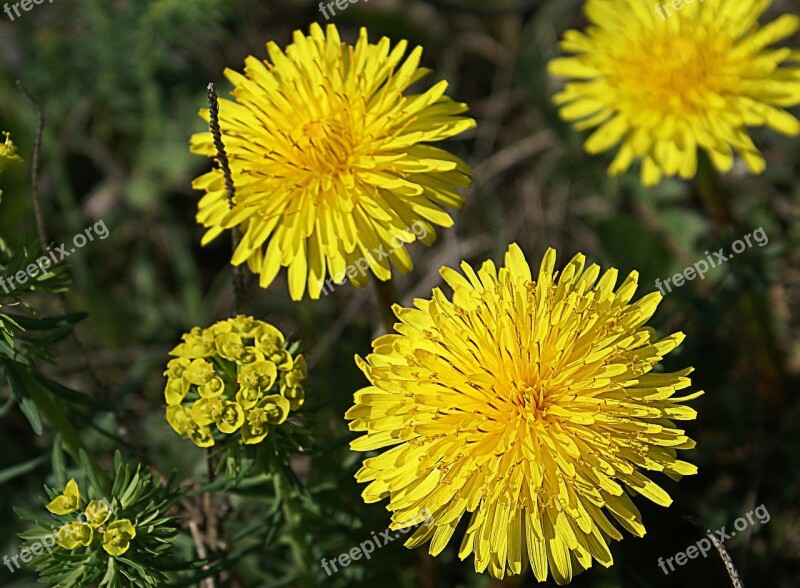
left=509, top=381, right=551, bottom=422
left=293, top=117, right=356, bottom=177
left=612, top=28, right=734, bottom=117
left=191, top=24, right=475, bottom=299
left=347, top=244, right=703, bottom=583
left=548, top=0, right=800, bottom=185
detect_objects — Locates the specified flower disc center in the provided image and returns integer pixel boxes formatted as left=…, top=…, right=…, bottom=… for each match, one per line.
left=293, top=118, right=355, bottom=176
left=612, top=27, right=734, bottom=117
left=511, top=382, right=550, bottom=421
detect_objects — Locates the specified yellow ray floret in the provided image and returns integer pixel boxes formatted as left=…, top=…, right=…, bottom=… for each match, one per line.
left=346, top=244, right=703, bottom=584
left=548, top=0, right=800, bottom=186
left=191, top=23, right=475, bottom=300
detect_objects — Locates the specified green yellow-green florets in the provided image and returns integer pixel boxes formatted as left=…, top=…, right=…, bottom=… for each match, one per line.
left=164, top=315, right=307, bottom=447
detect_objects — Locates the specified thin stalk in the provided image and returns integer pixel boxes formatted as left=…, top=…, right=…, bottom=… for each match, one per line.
left=684, top=516, right=743, bottom=588
left=15, top=81, right=113, bottom=469
left=198, top=83, right=248, bottom=587
left=15, top=81, right=47, bottom=251
left=695, top=155, right=735, bottom=235
left=268, top=449, right=314, bottom=588
left=200, top=448, right=218, bottom=588
left=695, top=154, right=792, bottom=404
left=372, top=277, right=400, bottom=333
left=207, top=83, right=244, bottom=314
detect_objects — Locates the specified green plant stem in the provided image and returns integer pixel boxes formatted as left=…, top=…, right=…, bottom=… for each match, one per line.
left=372, top=278, right=400, bottom=333
left=268, top=449, right=313, bottom=588
left=206, top=82, right=245, bottom=313
left=282, top=480, right=314, bottom=588
left=15, top=81, right=47, bottom=250
left=695, top=154, right=792, bottom=403
left=683, top=516, right=743, bottom=588
left=695, top=153, right=738, bottom=236
left=202, top=449, right=219, bottom=588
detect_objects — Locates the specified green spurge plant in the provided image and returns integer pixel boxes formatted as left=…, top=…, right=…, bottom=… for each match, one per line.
left=164, top=315, right=307, bottom=448
left=16, top=453, right=181, bottom=588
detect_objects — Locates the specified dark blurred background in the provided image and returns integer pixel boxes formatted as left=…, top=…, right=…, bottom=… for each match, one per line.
left=0, top=0, right=798, bottom=586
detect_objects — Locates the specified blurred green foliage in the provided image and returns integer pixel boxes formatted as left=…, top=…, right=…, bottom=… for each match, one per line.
left=0, top=0, right=798, bottom=586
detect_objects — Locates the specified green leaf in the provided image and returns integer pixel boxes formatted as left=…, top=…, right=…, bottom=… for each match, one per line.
left=0, top=337, right=26, bottom=363
left=119, top=470, right=142, bottom=508
left=99, top=556, right=116, bottom=586
left=52, top=432, right=67, bottom=487
left=1, top=359, right=43, bottom=434
left=33, top=369, right=115, bottom=411
left=597, top=214, right=675, bottom=290
left=0, top=392, right=14, bottom=417
left=0, top=454, right=47, bottom=485
left=80, top=449, right=105, bottom=498
left=7, top=312, right=88, bottom=331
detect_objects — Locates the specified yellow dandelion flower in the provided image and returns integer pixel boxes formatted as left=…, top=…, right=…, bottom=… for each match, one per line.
left=46, top=479, right=81, bottom=515
left=191, top=23, right=475, bottom=300
left=548, top=0, right=800, bottom=186
left=102, top=519, right=136, bottom=557
left=346, top=244, right=703, bottom=583
left=164, top=317, right=305, bottom=447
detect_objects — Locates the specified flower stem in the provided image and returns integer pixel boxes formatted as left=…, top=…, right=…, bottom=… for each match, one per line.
left=695, top=153, right=793, bottom=404
left=695, top=152, right=739, bottom=236
left=268, top=448, right=314, bottom=588
left=684, top=516, right=743, bottom=587
left=202, top=449, right=219, bottom=588
left=207, top=82, right=245, bottom=315
left=372, top=278, right=400, bottom=333
left=15, top=81, right=47, bottom=250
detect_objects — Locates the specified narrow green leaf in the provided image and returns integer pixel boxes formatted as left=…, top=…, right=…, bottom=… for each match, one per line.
left=0, top=454, right=47, bottom=485
left=6, top=312, right=88, bottom=331
left=33, top=369, right=114, bottom=411
left=0, top=392, right=14, bottom=417
left=1, top=360, right=43, bottom=434
left=51, top=432, right=67, bottom=487
left=80, top=450, right=105, bottom=498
